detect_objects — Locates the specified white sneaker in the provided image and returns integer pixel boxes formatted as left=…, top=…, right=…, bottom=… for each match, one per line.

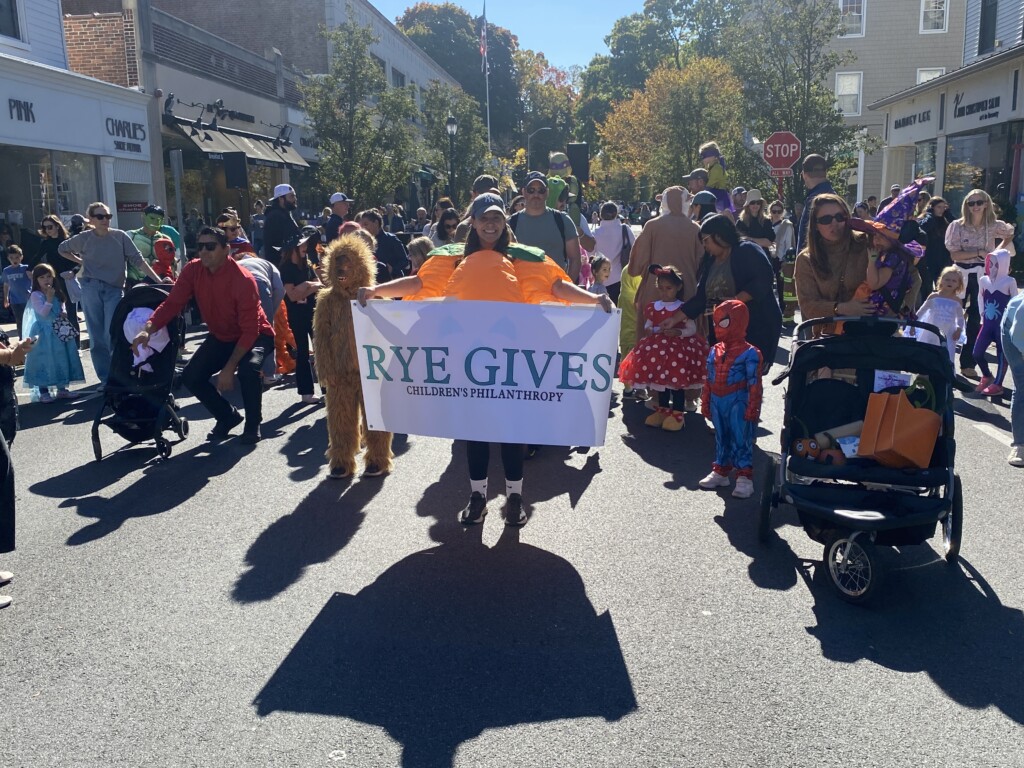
left=699, top=470, right=731, bottom=489
left=1009, top=445, right=1024, bottom=468
left=300, top=394, right=323, bottom=404
left=732, top=476, right=754, bottom=498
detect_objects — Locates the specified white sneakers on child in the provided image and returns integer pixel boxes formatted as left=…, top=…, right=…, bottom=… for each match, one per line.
left=699, top=471, right=730, bottom=489
left=732, top=477, right=754, bottom=499
left=698, top=471, right=754, bottom=499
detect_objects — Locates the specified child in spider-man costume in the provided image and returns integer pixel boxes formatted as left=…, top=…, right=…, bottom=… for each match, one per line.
left=698, top=300, right=763, bottom=499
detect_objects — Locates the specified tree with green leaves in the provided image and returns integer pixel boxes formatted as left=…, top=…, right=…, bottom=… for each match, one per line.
left=420, top=82, right=488, bottom=208
left=729, top=0, right=865, bottom=203
left=301, top=18, right=418, bottom=207
left=397, top=3, right=521, bottom=151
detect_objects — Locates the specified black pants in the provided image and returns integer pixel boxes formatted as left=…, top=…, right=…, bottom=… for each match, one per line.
left=466, top=441, right=525, bottom=482
left=658, top=389, right=685, bottom=410
left=606, top=281, right=621, bottom=304
left=181, top=334, right=272, bottom=430
left=286, top=305, right=315, bottom=396
left=961, top=272, right=982, bottom=369
left=11, top=304, right=25, bottom=339
left=0, top=433, right=14, bottom=554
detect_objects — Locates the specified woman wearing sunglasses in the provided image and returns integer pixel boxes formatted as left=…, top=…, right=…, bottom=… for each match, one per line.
left=793, top=194, right=875, bottom=324
left=944, top=189, right=1015, bottom=378
left=57, top=202, right=165, bottom=386
left=36, top=215, right=80, bottom=335
left=429, top=208, right=461, bottom=248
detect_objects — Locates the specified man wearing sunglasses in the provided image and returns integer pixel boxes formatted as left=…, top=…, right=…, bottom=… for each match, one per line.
left=509, top=171, right=582, bottom=282
left=58, top=202, right=165, bottom=386
left=132, top=226, right=274, bottom=444
left=795, top=154, right=836, bottom=257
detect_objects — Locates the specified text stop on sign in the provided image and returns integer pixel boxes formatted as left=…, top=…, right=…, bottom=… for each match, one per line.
left=763, top=132, right=802, bottom=170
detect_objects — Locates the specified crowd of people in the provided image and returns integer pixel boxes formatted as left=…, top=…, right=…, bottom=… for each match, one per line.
left=2, top=144, right=1023, bottom=607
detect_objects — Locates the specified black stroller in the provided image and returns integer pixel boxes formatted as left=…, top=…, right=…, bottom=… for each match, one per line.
left=762, top=316, right=971, bottom=604
left=91, top=284, right=188, bottom=460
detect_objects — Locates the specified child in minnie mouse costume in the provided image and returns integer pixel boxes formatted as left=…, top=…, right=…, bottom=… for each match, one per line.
left=973, top=248, right=1019, bottom=396
left=699, top=300, right=763, bottom=499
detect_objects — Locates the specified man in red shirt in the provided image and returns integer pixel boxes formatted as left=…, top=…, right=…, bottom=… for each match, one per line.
left=131, top=226, right=274, bottom=443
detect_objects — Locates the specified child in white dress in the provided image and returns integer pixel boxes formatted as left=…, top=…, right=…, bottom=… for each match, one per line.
left=916, top=266, right=967, bottom=367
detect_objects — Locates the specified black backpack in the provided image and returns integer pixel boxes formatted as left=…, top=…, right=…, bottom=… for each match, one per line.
left=619, top=223, right=632, bottom=264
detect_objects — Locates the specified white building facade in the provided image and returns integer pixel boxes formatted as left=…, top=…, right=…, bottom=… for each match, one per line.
left=0, top=0, right=155, bottom=235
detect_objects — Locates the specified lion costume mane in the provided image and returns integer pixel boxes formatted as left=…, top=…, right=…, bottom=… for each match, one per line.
left=313, top=234, right=393, bottom=477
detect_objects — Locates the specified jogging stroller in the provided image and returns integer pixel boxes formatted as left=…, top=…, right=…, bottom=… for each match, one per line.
left=762, top=316, right=972, bottom=604
left=91, top=284, right=188, bottom=460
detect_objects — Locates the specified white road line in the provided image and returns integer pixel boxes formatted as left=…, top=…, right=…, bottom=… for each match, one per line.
left=973, top=422, right=1012, bottom=447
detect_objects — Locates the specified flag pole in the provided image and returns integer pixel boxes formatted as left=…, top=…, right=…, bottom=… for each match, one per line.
left=481, top=2, right=492, bottom=154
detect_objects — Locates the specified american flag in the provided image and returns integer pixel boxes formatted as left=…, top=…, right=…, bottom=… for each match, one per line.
left=479, top=2, right=488, bottom=73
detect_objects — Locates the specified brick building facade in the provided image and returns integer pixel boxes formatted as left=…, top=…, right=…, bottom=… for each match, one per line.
left=63, top=9, right=138, bottom=88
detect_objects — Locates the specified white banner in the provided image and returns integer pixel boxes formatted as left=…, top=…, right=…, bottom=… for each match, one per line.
left=352, top=300, right=621, bottom=446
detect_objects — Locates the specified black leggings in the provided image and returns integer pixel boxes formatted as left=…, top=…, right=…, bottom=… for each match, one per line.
left=960, top=272, right=982, bottom=370
left=658, top=389, right=685, bottom=410
left=466, top=441, right=524, bottom=482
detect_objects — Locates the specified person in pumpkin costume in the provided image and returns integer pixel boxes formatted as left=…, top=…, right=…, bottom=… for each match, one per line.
left=356, top=194, right=613, bottom=527
left=314, top=234, right=393, bottom=479
left=698, top=300, right=763, bottom=499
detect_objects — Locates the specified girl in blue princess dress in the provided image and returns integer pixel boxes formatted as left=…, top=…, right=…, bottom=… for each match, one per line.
left=22, top=264, right=85, bottom=403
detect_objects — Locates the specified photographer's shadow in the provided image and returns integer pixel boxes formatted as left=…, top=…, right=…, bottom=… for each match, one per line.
left=254, top=526, right=637, bottom=767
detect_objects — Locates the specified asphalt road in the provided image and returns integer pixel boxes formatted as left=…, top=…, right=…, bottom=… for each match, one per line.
left=1, top=327, right=1022, bottom=768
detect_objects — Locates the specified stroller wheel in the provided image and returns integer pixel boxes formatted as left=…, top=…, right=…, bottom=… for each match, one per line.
left=943, top=475, right=963, bottom=563
left=176, top=417, right=190, bottom=440
left=758, top=458, right=778, bottom=543
left=157, top=438, right=172, bottom=459
left=92, top=432, right=102, bottom=462
left=824, top=532, right=879, bottom=604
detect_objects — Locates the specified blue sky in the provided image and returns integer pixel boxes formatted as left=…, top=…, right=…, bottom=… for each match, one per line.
left=371, top=1, right=647, bottom=70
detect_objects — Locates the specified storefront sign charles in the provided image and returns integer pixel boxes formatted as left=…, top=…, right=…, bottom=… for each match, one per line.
left=105, top=117, right=147, bottom=154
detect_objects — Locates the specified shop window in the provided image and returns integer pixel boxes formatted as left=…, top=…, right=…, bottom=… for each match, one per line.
left=920, top=0, right=947, bottom=33
left=0, top=0, right=22, bottom=41
left=391, top=68, right=406, bottom=89
left=835, top=72, right=863, bottom=116
left=978, top=0, right=998, bottom=55
left=839, top=0, right=865, bottom=37
left=917, top=67, right=945, bottom=84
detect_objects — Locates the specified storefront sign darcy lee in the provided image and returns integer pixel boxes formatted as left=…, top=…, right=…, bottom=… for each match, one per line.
left=894, top=109, right=931, bottom=131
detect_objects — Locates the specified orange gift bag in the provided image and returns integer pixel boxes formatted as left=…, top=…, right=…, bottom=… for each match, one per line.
left=858, top=389, right=940, bottom=469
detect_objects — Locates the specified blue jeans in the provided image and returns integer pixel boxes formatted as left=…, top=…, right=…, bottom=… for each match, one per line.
left=1002, top=327, right=1024, bottom=446
left=79, top=278, right=123, bottom=384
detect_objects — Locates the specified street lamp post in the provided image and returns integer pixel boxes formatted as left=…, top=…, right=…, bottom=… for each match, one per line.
left=446, top=114, right=458, bottom=202
left=527, top=126, right=552, bottom=173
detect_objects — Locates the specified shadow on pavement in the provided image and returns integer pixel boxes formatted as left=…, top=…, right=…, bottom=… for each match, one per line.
left=55, top=440, right=247, bottom=545
left=232, top=475, right=382, bottom=603
left=802, top=555, right=1024, bottom=726
left=617, top=399, right=714, bottom=491
left=253, top=526, right=637, bottom=767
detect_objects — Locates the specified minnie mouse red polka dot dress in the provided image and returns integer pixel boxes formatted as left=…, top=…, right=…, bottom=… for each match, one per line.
left=619, top=300, right=709, bottom=391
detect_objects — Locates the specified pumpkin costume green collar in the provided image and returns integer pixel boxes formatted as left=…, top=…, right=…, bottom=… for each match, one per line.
left=426, top=243, right=548, bottom=263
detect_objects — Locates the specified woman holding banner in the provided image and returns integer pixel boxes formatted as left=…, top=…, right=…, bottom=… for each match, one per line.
left=357, top=193, right=613, bottom=527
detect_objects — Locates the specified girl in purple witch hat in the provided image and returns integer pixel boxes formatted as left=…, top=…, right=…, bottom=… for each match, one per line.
left=847, top=178, right=932, bottom=318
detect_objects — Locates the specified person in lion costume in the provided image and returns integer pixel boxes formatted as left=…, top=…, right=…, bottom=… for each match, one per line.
left=313, top=233, right=393, bottom=479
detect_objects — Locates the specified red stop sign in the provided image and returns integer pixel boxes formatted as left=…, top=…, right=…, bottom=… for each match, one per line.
left=763, top=131, right=802, bottom=170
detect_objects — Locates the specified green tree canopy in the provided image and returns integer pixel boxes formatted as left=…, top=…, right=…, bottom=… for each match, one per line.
left=301, top=19, right=418, bottom=207
left=397, top=2, right=521, bottom=150
left=420, top=82, right=488, bottom=208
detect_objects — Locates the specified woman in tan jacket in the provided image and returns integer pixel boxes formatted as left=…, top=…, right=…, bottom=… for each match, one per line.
left=794, top=194, right=874, bottom=322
